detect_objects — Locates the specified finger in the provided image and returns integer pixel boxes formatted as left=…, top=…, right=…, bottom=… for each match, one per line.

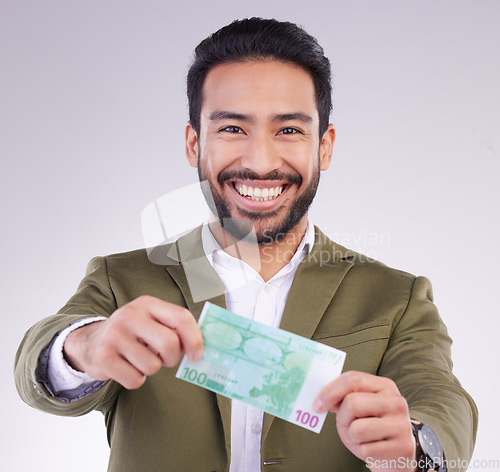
left=142, top=328, right=183, bottom=368
left=335, top=391, right=410, bottom=427
left=134, top=296, right=204, bottom=361
left=345, top=416, right=411, bottom=445
left=347, top=417, right=387, bottom=446
left=99, top=353, right=147, bottom=390
left=113, top=358, right=147, bottom=390
left=357, top=434, right=415, bottom=465
left=123, top=315, right=183, bottom=367
left=314, top=371, right=398, bottom=413
left=119, top=337, right=164, bottom=376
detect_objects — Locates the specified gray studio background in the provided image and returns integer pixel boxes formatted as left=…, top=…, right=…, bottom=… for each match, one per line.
left=2, top=1, right=499, bottom=470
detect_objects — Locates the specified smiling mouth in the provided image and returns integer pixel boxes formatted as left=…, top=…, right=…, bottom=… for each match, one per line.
left=233, top=182, right=286, bottom=202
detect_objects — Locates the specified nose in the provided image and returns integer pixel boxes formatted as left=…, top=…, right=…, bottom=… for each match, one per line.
left=239, top=133, right=282, bottom=176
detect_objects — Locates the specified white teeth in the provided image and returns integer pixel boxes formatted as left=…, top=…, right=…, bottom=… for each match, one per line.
left=234, top=183, right=285, bottom=201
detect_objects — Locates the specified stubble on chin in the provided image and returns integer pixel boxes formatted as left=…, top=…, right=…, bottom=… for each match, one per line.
left=197, top=155, right=321, bottom=245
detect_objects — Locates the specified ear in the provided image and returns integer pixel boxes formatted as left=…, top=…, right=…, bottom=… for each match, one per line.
left=319, top=124, right=336, bottom=171
left=185, top=121, right=199, bottom=168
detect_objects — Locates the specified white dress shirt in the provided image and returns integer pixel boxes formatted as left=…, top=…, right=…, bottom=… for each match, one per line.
left=47, top=222, right=315, bottom=472
left=201, top=223, right=314, bottom=472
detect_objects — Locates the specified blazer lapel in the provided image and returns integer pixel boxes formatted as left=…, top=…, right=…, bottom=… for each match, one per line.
left=262, top=226, right=355, bottom=442
left=279, top=227, right=355, bottom=337
left=163, top=226, right=232, bottom=457
left=164, top=226, right=226, bottom=314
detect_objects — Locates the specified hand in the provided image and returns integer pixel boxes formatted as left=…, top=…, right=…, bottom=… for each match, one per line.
left=313, top=371, right=417, bottom=472
left=63, top=295, right=203, bottom=390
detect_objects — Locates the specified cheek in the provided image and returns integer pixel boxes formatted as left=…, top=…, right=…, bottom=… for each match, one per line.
left=203, top=143, right=242, bottom=174
left=286, top=149, right=320, bottom=181
left=198, top=154, right=228, bottom=191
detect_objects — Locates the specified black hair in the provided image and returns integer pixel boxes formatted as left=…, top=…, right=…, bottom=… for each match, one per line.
left=187, top=17, right=332, bottom=137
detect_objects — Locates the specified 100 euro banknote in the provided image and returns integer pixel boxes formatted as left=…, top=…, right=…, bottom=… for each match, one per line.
left=176, top=302, right=346, bottom=433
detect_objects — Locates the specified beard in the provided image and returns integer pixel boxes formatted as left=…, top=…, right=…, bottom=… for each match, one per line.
left=197, top=152, right=321, bottom=245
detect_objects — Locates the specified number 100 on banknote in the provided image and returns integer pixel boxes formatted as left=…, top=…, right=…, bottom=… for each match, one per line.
left=176, top=302, right=346, bottom=433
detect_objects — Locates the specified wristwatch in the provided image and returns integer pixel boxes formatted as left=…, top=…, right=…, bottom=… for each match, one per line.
left=411, top=419, right=446, bottom=472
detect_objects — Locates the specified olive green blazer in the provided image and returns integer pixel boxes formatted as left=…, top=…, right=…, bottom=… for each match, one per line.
left=14, top=226, right=477, bottom=471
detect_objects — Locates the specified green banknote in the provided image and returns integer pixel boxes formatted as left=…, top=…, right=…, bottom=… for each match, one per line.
left=176, top=302, right=346, bottom=433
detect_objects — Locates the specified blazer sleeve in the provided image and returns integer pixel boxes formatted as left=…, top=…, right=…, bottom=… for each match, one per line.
left=14, top=256, right=123, bottom=417
left=378, top=276, right=478, bottom=471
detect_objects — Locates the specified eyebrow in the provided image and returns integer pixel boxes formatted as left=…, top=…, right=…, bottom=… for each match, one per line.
left=208, top=110, right=313, bottom=124
left=209, top=110, right=254, bottom=122
left=272, top=112, right=313, bottom=124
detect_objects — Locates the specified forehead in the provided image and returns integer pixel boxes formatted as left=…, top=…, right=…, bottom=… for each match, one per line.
left=200, top=60, right=318, bottom=122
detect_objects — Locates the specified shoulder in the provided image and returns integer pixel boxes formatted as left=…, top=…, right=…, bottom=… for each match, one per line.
left=84, top=227, right=206, bottom=296
left=84, top=247, right=167, bottom=276
left=93, top=225, right=205, bottom=272
left=309, top=227, right=438, bottom=337
left=312, top=225, right=421, bottom=293
left=101, top=247, right=157, bottom=266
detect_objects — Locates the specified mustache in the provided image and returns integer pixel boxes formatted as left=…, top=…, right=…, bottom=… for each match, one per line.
left=218, top=169, right=302, bottom=187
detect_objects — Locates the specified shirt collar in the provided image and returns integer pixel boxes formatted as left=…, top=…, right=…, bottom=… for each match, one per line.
left=201, top=220, right=315, bottom=280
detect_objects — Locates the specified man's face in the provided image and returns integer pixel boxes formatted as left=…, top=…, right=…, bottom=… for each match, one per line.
left=186, top=60, right=334, bottom=244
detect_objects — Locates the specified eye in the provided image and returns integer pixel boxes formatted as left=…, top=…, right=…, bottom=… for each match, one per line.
left=278, top=127, right=302, bottom=135
left=220, top=125, right=244, bottom=134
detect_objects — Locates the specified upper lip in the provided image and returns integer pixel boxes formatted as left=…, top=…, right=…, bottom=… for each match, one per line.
left=218, top=169, right=301, bottom=188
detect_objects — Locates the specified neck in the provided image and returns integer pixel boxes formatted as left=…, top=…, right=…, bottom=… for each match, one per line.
left=208, top=216, right=308, bottom=282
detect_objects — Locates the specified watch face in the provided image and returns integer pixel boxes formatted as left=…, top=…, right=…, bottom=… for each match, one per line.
left=418, top=424, right=444, bottom=464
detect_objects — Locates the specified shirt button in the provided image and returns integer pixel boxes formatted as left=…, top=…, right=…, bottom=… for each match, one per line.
left=263, top=284, right=271, bottom=293
left=251, top=423, right=262, bottom=434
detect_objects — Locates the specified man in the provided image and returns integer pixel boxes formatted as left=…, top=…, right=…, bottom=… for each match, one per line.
left=15, top=18, right=477, bottom=472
